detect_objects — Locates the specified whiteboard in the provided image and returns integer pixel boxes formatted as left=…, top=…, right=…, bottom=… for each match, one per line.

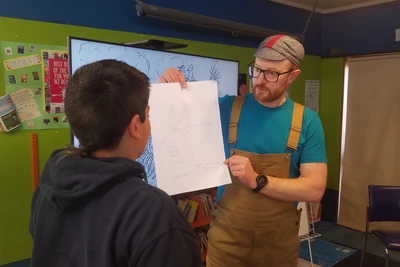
left=298, top=202, right=310, bottom=237
left=69, top=37, right=239, bottom=189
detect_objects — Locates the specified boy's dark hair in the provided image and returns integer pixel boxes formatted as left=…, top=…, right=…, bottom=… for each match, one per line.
left=64, top=59, right=150, bottom=156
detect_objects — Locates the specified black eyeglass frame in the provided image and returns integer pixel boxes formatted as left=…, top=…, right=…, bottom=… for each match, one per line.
left=248, top=62, right=295, bottom=83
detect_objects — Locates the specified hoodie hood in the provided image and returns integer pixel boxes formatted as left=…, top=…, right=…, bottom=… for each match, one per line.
left=39, top=149, right=146, bottom=212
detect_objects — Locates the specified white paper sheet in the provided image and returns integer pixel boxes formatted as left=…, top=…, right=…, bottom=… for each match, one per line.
left=149, top=80, right=232, bottom=195
left=10, top=88, right=41, bottom=122
left=305, top=80, right=320, bottom=113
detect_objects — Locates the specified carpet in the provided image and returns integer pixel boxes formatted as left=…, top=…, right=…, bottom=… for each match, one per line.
left=315, top=221, right=400, bottom=263
left=333, top=250, right=400, bottom=267
left=298, top=239, right=356, bottom=267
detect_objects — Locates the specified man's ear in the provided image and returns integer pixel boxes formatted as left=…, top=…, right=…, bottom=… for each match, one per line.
left=127, top=114, right=141, bottom=139
left=288, top=69, right=301, bottom=83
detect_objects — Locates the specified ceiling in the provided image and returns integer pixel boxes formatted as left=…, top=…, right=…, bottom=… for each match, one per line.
left=270, top=0, right=396, bottom=13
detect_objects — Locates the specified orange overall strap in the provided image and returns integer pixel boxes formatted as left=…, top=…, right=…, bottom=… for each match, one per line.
left=228, top=96, right=245, bottom=154
left=286, top=102, right=304, bottom=151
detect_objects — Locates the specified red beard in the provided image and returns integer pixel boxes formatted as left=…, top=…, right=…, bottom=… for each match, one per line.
left=252, top=84, right=287, bottom=103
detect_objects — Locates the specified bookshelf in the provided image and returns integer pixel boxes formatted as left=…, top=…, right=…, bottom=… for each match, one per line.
left=189, top=195, right=212, bottom=228
left=174, top=188, right=217, bottom=263
left=191, top=216, right=211, bottom=229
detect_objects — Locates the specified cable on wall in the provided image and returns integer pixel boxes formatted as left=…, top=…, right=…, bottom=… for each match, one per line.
left=300, top=0, right=320, bottom=40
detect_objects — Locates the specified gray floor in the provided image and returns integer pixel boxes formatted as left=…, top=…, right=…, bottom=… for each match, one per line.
left=315, top=221, right=400, bottom=263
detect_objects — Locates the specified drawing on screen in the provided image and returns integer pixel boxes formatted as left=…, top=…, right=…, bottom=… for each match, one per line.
left=158, top=100, right=220, bottom=180
left=186, top=65, right=197, bottom=82
left=73, top=40, right=238, bottom=97
left=177, top=64, right=197, bottom=83
left=209, top=61, right=221, bottom=83
left=134, top=52, right=151, bottom=76
left=77, top=42, right=127, bottom=64
left=209, top=61, right=223, bottom=96
left=136, top=136, right=157, bottom=186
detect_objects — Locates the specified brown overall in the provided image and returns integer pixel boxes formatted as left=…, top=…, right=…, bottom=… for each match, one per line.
left=207, top=96, right=304, bottom=267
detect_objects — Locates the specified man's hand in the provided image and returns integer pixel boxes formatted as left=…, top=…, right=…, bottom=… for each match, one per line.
left=224, top=155, right=258, bottom=189
left=157, top=68, right=187, bottom=88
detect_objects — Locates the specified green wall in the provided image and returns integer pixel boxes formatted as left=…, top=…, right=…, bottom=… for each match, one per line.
left=290, top=56, right=322, bottom=103
left=289, top=56, right=345, bottom=191
left=320, top=58, right=345, bottom=190
left=0, top=16, right=325, bottom=265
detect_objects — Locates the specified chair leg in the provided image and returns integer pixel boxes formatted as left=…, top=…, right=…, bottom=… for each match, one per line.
left=307, top=238, right=314, bottom=267
left=385, top=247, right=389, bottom=267
left=360, top=231, right=368, bottom=267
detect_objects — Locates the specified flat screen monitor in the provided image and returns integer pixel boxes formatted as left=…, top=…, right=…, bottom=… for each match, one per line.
left=68, top=37, right=239, bottom=187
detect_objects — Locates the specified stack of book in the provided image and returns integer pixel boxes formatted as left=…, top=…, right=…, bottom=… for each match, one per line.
left=177, top=193, right=215, bottom=224
left=195, top=229, right=208, bottom=256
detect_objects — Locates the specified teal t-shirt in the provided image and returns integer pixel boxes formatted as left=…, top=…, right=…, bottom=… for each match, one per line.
left=216, top=93, right=327, bottom=201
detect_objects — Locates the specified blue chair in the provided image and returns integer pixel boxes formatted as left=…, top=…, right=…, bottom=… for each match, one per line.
left=360, top=185, right=400, bottom=267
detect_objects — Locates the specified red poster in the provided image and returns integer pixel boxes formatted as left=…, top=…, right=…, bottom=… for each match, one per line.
left=48, top=58, right=68, bottom=104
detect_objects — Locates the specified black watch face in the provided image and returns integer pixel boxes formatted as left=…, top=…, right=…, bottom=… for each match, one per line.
left=257, top=175, right=267, bottom=185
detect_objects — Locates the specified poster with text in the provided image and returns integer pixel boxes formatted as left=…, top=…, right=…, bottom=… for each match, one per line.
left=42, top=50, right=69, bottom=113
left=0, top=41, right=69, bottom=130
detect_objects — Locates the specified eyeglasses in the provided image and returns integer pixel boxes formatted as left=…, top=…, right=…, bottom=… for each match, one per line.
left=248, top=64, right=294, bottom=83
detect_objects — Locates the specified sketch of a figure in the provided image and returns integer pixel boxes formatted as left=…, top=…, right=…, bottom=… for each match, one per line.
left=168, top=56, right=197, bottom=82
left=209, top=61, right=221, bottom=83
left=177, top=64, right=197, bottom=82
left=158, top=101, right=218, bottom=179
left=186, top=65, right=197, bottom=82
left=161, top=104, right=191, bottom=163
left=177, top=65, right=186, bottom=76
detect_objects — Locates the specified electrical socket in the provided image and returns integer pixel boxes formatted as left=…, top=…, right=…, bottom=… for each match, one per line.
left=396, top=29, right=400, bottom=42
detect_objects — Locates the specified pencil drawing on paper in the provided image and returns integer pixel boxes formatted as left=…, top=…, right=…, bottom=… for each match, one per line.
left=158, top=100, right=220, bottom=180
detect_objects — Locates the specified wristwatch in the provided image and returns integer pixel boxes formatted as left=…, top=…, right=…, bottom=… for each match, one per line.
left=252, top=174, right=268, bottom=193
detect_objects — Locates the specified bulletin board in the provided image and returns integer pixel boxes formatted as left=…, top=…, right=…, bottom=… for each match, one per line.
left=0, top=41, right=69, bottom=130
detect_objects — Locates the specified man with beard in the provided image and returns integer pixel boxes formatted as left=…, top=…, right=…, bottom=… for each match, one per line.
left=157, top=34, right=327, bottom=267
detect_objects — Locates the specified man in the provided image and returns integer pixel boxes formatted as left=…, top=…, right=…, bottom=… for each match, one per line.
left=157, top=34, right=327, bottom=267
left=29, top=59, right=203, bottom=267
